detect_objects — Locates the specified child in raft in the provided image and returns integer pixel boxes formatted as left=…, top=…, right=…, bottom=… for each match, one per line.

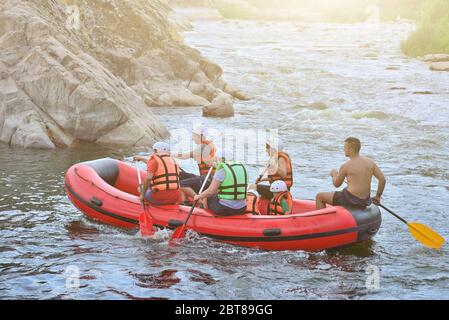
left=246, top=180, right=293, bottom=215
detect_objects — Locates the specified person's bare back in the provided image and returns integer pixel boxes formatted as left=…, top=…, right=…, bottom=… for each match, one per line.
left=315, top=137, right=386, bottom=210
left=343, top=156, right=376, bottom=199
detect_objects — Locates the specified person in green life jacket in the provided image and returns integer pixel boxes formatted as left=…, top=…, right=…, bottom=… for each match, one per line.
left=193, top=150, right=248, bottom=216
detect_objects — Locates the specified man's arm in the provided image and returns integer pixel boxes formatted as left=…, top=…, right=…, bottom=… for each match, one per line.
left=171, top=151, right=194, bottom=160
left=262, top=156, right=286, bottom=180
left=140, top=172, right=153, bottom=201
left=133, top=156, right=148, bottom=162
left=331, top=164, right=346, bottom=187
left=372, top=163, right=386, bottom=203
left=195, top=179, right=220, bottom=200
left=256, top=158, right=275, bottom=183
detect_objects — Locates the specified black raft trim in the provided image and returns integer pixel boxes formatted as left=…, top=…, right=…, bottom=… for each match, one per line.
left=65, top=182, right=139, bottom=226
left=263, top=228, right=282, bottom=237
left=90, top=197, right=103, bottom=207
left=168, top=219, right=184, bottom=228
left=198, top=221, right=381, bottom=243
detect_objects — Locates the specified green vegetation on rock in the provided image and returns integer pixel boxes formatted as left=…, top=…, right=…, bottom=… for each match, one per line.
left=402, top=0, right=449, bottom=57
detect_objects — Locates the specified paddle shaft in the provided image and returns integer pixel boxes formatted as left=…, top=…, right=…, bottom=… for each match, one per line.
left=377, top=202, right=408, bottom=225
left=257, top=165, right=269, bottom=182
left=342, top=179, right=407, bottom=223
left=341, top=179, right=401, bottom=221
left=135, top=161, right=145, bottom=210
left=180, top=166, right=215, bottom=227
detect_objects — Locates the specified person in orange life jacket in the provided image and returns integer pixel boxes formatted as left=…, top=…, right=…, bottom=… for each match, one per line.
left=133, top=142, right=182, bottom=205
left=172, top=126, right=216, bottom=200
left=193, top=149, right=249, bottom=216
left=267, top=180, right=293, bottom=215
left=172, top=126, right=216, bottom=179
left=248, top=139, right=293, bottom=200
left=179, top=149, right=222, bottom=205
left=245, top=188, right=261, bottom=215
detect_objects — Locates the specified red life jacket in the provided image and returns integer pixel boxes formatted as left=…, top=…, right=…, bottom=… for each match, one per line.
left=196, top=139, right=216, bottom=176
left=268, top=151, right=293, bottom=189
left=150, top=154, right=180, bottom=192
left=245, top=191, right=261, bottom=215
left=268, top=191, right=293, bottom=215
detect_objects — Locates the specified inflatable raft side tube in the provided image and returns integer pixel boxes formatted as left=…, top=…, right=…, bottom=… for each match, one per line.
left=347, top=205, right=382, bottom=242
left=84, top=158, right=119, bottom=187
left=65, top=182, right=139, bottom=226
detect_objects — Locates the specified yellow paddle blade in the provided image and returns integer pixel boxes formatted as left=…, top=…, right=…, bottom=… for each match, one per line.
left=408, top=222, right=445, bottom=249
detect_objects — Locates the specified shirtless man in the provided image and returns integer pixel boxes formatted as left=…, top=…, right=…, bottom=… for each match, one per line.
left=315, top=137, right=386, bottom=210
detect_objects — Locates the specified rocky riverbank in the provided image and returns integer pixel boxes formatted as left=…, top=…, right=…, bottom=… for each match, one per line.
left=0, top=0, right=246, bottom=149
left=420, top=54, right=449, bottom=72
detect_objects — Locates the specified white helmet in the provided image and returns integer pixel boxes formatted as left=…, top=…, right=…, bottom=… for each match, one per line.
left=152, top=141, right=170, bottom=154
left=269, top=180, right=288, bottom=193
left=192, top=125, right=208, bottom=137
left=247, top=189, right=259, bottom=197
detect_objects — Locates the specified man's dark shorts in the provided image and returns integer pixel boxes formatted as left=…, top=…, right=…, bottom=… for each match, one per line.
left=180, top=171, right=212, bottom=194
left=333, top=188, right=372, bottom=209
left=207, top=196, right=246, bottom=216
left=179, top=170, right=198, bottom=181
left=256, top=183, right=273, bottom=199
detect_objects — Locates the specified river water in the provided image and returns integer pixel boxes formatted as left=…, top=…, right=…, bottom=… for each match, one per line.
left=1, top=20, right=448, bottom=299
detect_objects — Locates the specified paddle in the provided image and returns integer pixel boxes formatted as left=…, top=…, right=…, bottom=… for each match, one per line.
left=135, top=161, right=155, bottom=237
left=169, top=165, right=215, bottom=246
left=340, top=179, right=444, bottom=249
left=376, top=202, right=445, bottom=249
left=255, top=165, right=269, bottom=183
left=340, top=178, right=444, bottom=249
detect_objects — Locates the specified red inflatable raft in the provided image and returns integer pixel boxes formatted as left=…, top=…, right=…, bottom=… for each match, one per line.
left=65, top=158, right=382, bottom=251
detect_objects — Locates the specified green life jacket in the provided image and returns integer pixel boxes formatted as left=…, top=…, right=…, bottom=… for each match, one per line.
left=217, top=161, right=248, bottom=200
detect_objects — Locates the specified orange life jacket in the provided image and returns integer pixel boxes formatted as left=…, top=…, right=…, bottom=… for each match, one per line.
left=245, top=191, right=261, bottom=215
left=268, top=151, right=293, bottom=189
left=268, top=191, right=293, bottom=215
left=150, top=154, right=180, bottom=192
left=197, top=139, right=216, bottom=176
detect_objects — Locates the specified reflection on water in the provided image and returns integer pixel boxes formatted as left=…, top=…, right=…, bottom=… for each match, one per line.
left=1, top=20, right=449, bottom=299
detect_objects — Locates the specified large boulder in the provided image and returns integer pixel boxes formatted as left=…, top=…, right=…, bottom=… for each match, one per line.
left=223, top=83, right=251, bottom=101
left=202, top=93, right=234, bottom=117
left=430, top=61, right=449, bottom=72
left=0, top=0, right=247, bottom=149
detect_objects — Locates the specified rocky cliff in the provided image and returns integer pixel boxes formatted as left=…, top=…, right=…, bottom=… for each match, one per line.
left=0, top=0, right=242, bottom=149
